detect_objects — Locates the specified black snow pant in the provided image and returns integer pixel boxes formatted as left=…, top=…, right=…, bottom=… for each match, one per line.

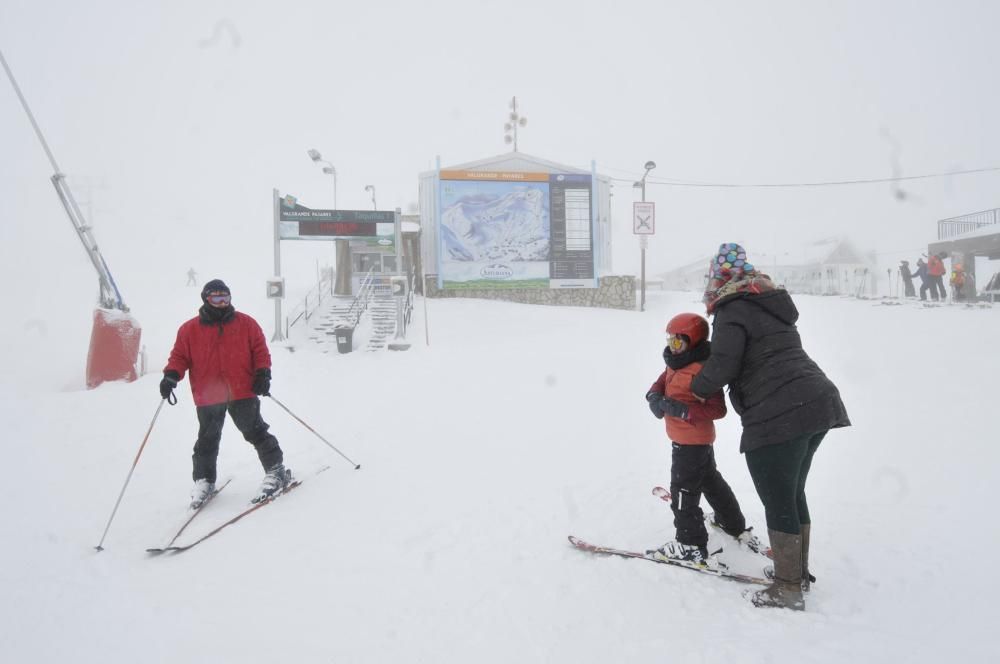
left=931, top=275, right=947, bottom=300
left=902, top=278, right=915, bottom=298
left=192, top=397, right=283, bottom=483
left=670, top=443, right=746, bottom=548
left=744, top=430, right=826, bottom=535
left=919, top=279, right=931, bottom=300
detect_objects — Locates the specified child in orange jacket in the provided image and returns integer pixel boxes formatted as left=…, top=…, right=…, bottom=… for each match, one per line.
left=644, top=313, right=759, bottom=565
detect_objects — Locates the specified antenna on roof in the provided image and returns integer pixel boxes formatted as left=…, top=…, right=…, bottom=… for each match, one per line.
left=504, top=96, right=527, bottom=151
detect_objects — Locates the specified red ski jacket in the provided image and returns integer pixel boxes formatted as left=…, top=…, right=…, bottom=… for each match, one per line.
left=164, top=311, right=271, bottom=407
left=928, top=255, right=946, bottom=277
left=649, top=361, right=727, bottom=445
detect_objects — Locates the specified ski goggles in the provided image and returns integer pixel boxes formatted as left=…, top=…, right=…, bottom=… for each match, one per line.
left=667, top=334, right=687, bottom=351
left=206, top=293, right=231, bottom=306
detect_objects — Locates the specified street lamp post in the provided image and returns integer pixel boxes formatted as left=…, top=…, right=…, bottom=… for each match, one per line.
left=307, top=148, right=350, bottom=294
left=307, top=148, right=337, bottom=209
left=633, top=160, right=656, bottom=312
left=364, top=184, right=377, bottom=210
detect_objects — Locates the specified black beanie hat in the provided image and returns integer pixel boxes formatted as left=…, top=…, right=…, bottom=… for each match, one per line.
left=201, top=279, right=231, bottom=302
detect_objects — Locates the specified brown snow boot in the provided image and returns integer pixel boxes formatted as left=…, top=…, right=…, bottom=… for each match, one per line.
left=751, top=529, right=805, bottom=611
left=801, top=523, right=812, bottom=592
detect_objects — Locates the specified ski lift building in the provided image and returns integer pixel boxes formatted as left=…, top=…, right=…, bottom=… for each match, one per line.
left=659, top=237, right=877, bottom=297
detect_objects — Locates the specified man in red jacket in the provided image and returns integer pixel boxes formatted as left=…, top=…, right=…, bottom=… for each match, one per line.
left=927, top=252, right=948, bottom=301
left=160, top=279, right=291, bottom=507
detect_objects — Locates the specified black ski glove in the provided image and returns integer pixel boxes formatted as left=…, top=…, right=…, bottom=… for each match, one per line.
left=159, top=371, right=180, bottom=400
left=659, top=396, right=690, bottom=420
left=645, top=390, right=665, bottom=419
left=252, top=368, right=271, bottom=396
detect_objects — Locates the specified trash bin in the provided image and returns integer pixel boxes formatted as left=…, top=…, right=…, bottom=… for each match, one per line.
left=334, top=325, right=354, bottom=354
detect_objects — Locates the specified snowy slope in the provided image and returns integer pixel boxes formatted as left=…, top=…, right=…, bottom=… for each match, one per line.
left=0, top=289, right=997, bottom=663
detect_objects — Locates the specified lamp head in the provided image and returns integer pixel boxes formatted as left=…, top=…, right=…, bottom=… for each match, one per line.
left=365, top=185, right=374, bottom=192
left=322, top=166, right=335, bottom=175
left=644, top=160, right=657, bottom=171
left=307, top=149, right=322, bottom=162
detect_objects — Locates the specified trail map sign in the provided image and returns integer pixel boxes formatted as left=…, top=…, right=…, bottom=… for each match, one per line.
left=437, top=170, right=596, bottom=290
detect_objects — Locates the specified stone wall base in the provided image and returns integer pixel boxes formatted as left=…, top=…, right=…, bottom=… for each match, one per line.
left=424, top=275, right=636, bottom=310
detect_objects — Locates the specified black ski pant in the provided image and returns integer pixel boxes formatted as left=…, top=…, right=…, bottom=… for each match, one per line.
left=919, top=280, right=931, bottom=300
left=669, top=443, right=746, bottom=548
left=902, top=278, right=915, bottom=298
left=744, top=430, right=826, bottom=535
left=930, top=275, right=947, bottom=300
left=192, top=397, right=283, bottom=483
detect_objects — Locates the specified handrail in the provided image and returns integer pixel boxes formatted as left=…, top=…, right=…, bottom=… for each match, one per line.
left=339, top=268, right=377, bottom=328
left=285, top=269, right=335, bottom=335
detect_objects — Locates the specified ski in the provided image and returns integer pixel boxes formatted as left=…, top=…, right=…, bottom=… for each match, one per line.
left=568, top=535, right=769, bottom=585
left=146, top=478, right=232, bottom=555
left=154, top=466, right=330, bottom=555
left=651, top=486, right=773, bottom=559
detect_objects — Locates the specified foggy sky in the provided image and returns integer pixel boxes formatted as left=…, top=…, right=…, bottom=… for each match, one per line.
left=3, top=0, right=999, bottom=319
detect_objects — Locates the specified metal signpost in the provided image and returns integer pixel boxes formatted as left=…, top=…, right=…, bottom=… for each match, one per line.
left=633, top=200, right=655, bottom=312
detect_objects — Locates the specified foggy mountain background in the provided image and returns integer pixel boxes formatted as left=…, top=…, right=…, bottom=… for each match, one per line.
left=2, top=0, right=998, bottom=387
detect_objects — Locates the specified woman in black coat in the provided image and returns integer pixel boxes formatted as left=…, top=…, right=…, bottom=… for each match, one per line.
left=690, top=243, right=850, bottom=611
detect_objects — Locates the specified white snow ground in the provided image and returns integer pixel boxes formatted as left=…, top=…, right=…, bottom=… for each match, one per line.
left=1, top=288, right=997, bottom=663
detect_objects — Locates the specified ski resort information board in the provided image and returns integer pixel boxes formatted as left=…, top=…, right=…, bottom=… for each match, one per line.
left=278, top=200, right=395, bottom=246
left=437, top=170, right=595, bottom=290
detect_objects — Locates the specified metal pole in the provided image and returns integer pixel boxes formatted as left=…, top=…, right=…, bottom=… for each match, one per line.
left=423, top=272, right=430, bottom=346
left=272, top=189, right=284, bottom=341
left=94, top=398, right=169, bottom=551
left=640, top=179, right=646, bottom=312
left=0, top=49, right=61, bottom=172
left=267, top=395, right=361, bottom=469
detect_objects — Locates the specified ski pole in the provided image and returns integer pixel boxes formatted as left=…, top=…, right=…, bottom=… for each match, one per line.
left=94, top=398, right=168, bottom=551
left=267, top=395, right=361, bottom=470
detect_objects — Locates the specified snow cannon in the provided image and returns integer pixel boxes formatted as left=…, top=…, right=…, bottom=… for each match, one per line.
left=2, top=51, right=142, bottom=390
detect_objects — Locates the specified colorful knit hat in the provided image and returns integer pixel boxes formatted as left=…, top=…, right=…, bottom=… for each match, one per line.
left=711, top=243, right=755, bottom=282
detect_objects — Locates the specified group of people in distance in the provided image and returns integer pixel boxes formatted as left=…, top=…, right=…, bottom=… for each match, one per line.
left=644, top=243, right=850, bottom=612
left=900, top=251, right=971, bottom=301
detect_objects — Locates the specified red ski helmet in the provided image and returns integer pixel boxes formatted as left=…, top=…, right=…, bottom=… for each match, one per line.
left=666, top=313, right=709, bottom=348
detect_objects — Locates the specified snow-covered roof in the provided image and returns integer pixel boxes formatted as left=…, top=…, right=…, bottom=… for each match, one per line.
left=421, top=151, right=592, bottom=177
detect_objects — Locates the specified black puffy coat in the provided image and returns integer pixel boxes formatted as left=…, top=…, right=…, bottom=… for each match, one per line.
left=690, top=288, right=850, bottom=453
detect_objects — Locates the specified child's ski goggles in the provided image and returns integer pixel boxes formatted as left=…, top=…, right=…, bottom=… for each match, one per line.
left=667, top=334, right=687, bottom=351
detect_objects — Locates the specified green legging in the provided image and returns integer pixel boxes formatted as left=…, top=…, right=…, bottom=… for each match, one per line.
left=744, top=430, right=827, bottom=535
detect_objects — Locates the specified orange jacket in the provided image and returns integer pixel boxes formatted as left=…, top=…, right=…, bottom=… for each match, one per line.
left=649, top=361, right=727, bottom=444
left=928, top=255, right=946, bottom=277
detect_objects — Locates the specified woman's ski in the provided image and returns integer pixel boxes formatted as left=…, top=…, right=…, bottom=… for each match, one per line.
left=567, top=535, right=769, bottom=585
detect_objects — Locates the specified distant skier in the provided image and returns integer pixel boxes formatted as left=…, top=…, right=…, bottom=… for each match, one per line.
left=950, top=263, right=967, bottom=301
left=913, top=258, right=931, bottom=301
left=898, top=260, right=916, bottom=298
left=693, top=243, right=850, bottom=611
left=927, top=252, right=948, bottom=301
left=159, top=279, right=292, bottom=506
left=644, top=312, right=760, bottom=567
left=186, top=268, right=198, bottom=286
